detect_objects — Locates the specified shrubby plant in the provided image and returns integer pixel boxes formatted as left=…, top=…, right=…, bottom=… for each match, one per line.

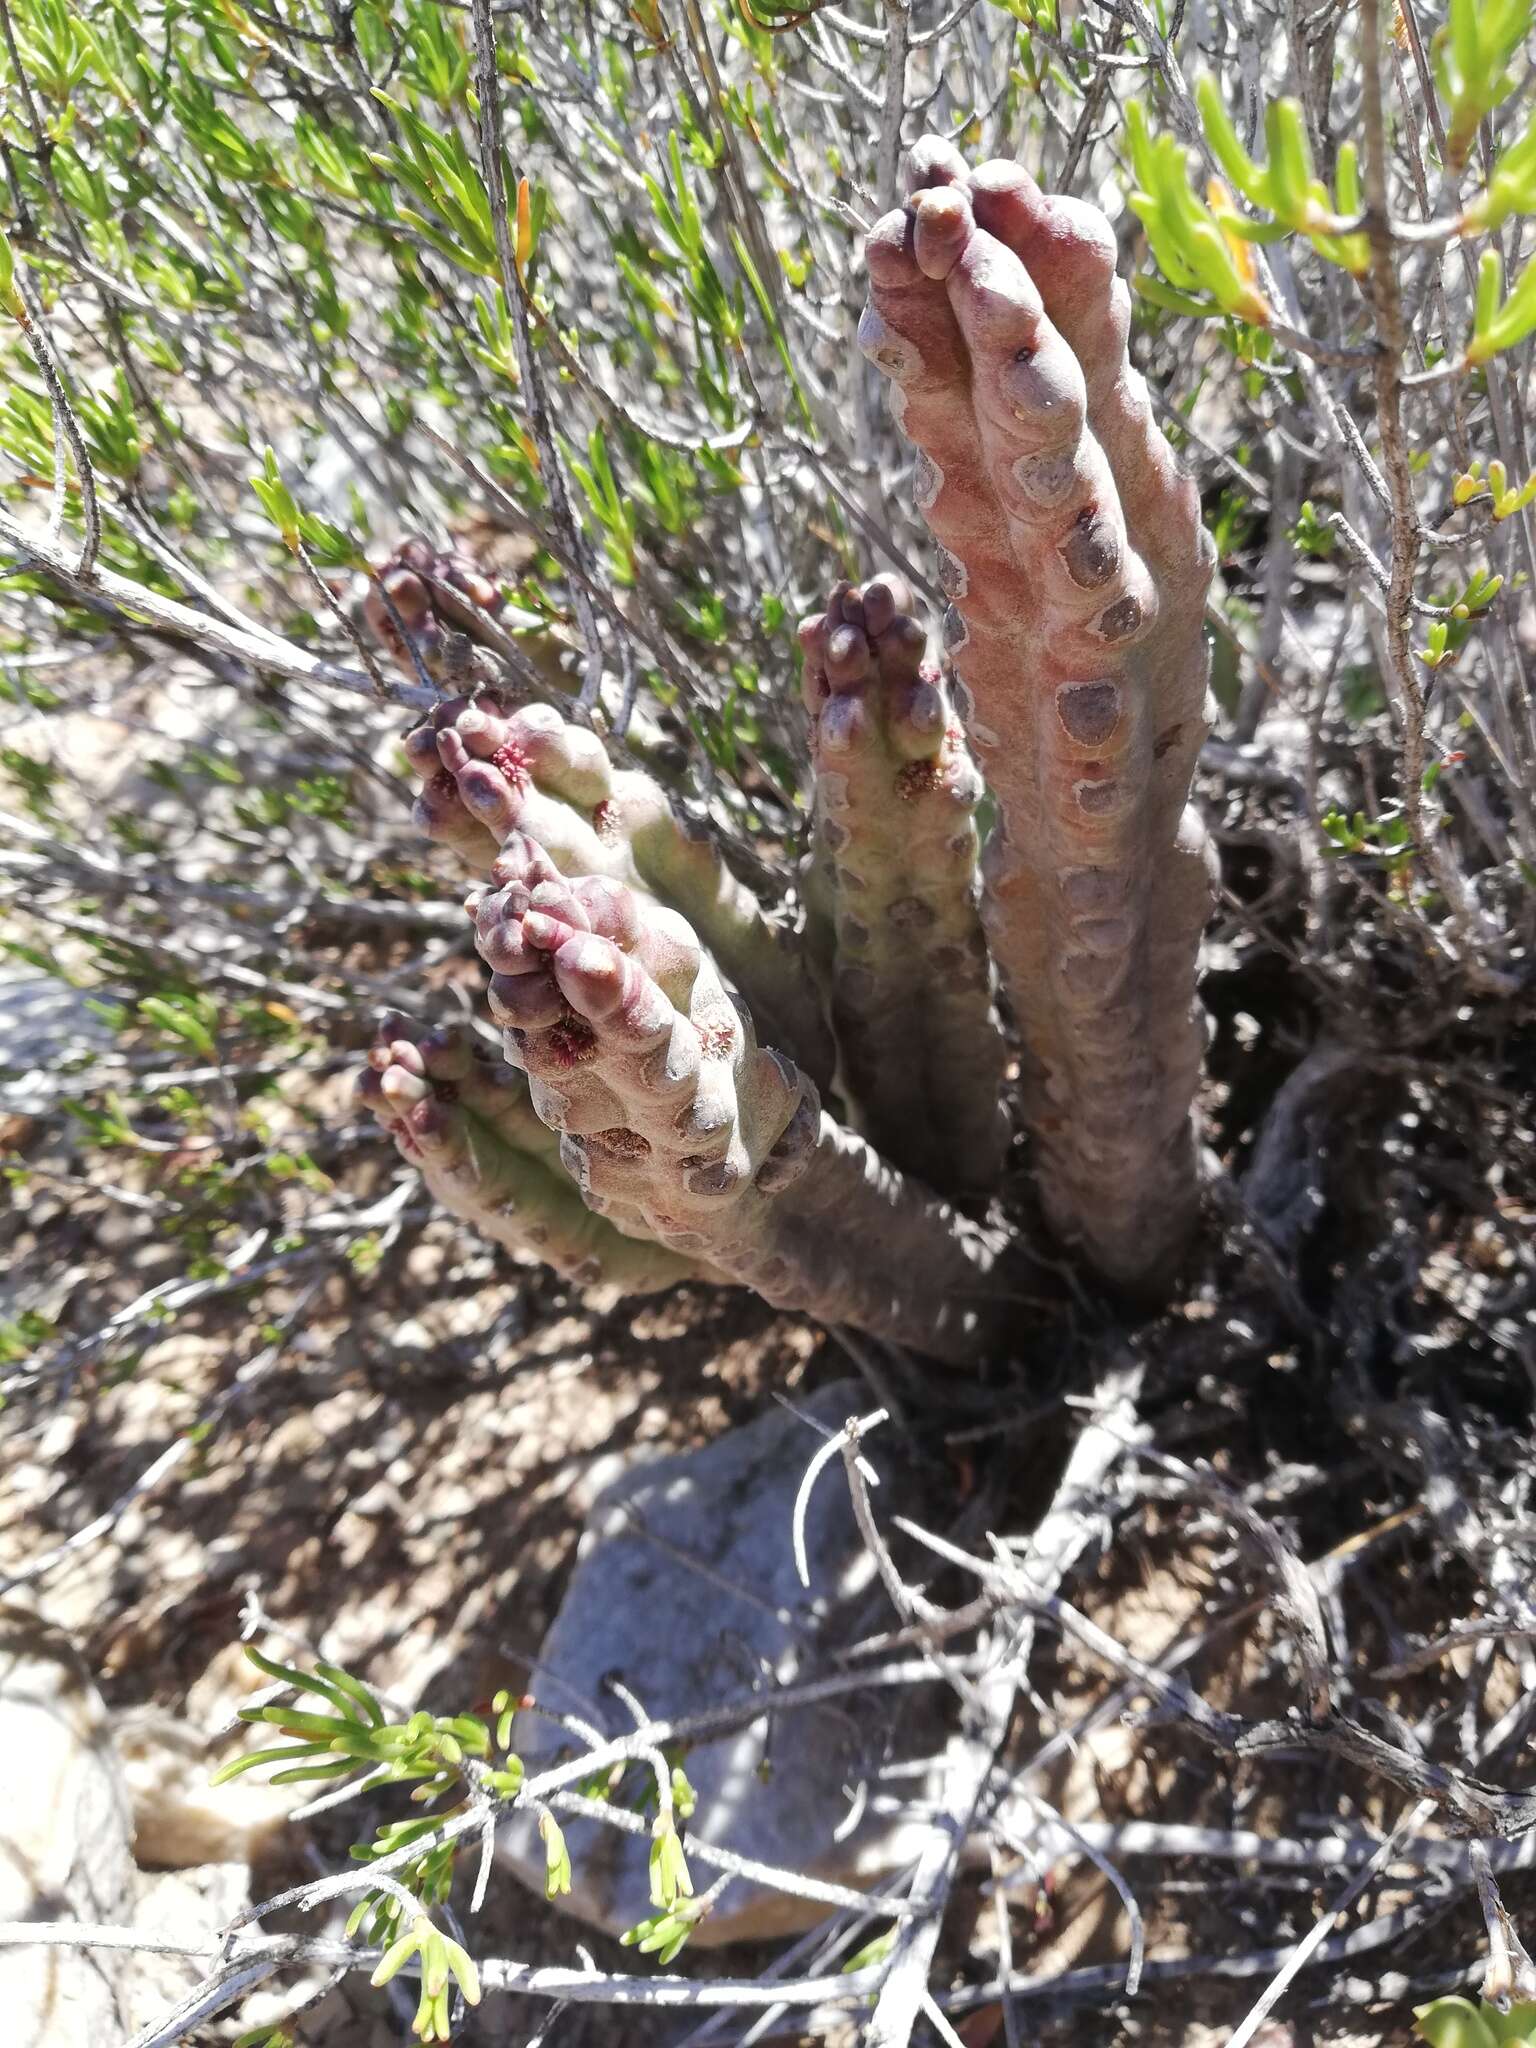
left=2, top=0, right=1534, bottom=2038
left=216, top=1637, right=711, bottom=2034
left=0, top=0, right=1530, bottom=1355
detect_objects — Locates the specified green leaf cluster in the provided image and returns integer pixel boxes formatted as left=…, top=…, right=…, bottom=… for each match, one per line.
left=1454, top=459, right=1536, bottom=518
left=1433, top=0, right=1531, bottom=165
left=1126, top=84, right=1370, bottom=332
left=619, top=1899, right=706, bottom=1965
left=1126, top=102, right=1273, bottom=326
left=1197, top=82, right=1366, bottom=274
left=1462, top=119, right=1536, bottom=233
left=212, top=1645, right=524, bottom=1800
left=371, top=1914, right=481, bottom=2044
left=1415, top=1998, right=1536, bottom=2048
left=1469, top=248, right=1536, bottom=364
left=1417, top=565, right=1504, bottom=669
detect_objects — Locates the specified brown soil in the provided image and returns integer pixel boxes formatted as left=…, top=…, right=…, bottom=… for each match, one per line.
left=3, top=1190, right=1521, bottom=2047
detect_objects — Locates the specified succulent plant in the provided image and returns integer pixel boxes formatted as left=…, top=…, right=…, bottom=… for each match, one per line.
left=363, top=537, right=508, bottom=684
left=402, top=691, right=835, bottom=1087
left=462, top=832, right=1014, bottom=1362
left=798, top=572, right=1009, bottom=1203
left=358, top=1014, right=710, bottom=1293
left=860, top=139, right=1217, bottom=1292
left=364, top=138, right=1218, bottom=1345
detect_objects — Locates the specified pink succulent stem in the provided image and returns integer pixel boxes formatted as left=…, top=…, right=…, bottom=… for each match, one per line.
left=469, top=849, right=1017, bottom=1364
left=357, top=1012, right=709, bottom=1293
left=401, top=690, right=835, bottom=1089
left=861, top=140, right=1217, bottom=1291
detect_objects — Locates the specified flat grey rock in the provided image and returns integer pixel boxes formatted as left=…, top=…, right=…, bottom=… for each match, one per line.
left=0, top=1599, right=138, bottom=2046
left=498, top=1384, right=939, bottom=1945
left=0, top=1602, right=280, bottom=2043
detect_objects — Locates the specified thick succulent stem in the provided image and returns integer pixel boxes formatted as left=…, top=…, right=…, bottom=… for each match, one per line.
left=861, top=140, right=1217, bottom=1292
left=799, top=573, right=1009, bottom=1202
left=363, top=536, right=509, bottom=683
left=403, top=689, right=836, bottom=1088
left=358, top=1014, right=710, bottom=1293
left=468, top=838, right=1015, bottom=1364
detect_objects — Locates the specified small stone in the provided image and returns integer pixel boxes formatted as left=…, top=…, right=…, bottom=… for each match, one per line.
left=116, top=1707, right=301, bottom=1869
left=498, top=1386, right=940, bottom=1943
left=0, top=1601, right=137, bottom=2046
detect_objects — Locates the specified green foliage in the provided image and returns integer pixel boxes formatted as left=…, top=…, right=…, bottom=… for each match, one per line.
left=252, top=448, right=363, bottom=568
left=1207, top=483, right=1257, bottom=559
left=570, top=426, right=638, bottom=582
left=209, top=1645, right=725, bottom=2013
left=1291, top=501, right=1336, bottom=557
left=1461, top=116, right=1536, bottom=233
left=0, top=0, right=831, bottom=697
left=209, top=1647, right=527, bottom=2035
left=1127, top=49, right=1536, bottom=366
left=0, top=1308, right=55, bottom=1367
left=370, top=1914, right=481, bottom=2044
left=1126, top=102, right=1273, bottom=326
left=985, top=0, right=1059, bottom=26
left=539, top=1810, right=572, bottom=1898
left=249, top=449, right=302, bottom=552
left=368, top=91, right=502, bottom=278
left=1454, top=458, right=1536, bottom=518
left=1433, top=0, right=1532, bottom=166
left=619, top=1899, right=708, bottom=1965
left=0, top=227, right=23, bottom=320
left=137, top=990, right=219, bottom=1062
left=1196, top=78, right=1367, bottom=273
left=1125, top=82, right=1370, bottom=334
left=347, top=1823, right=459, bottom=1944
left=212, top=1644, right=524, bottom=1797
left=1417, top=567, right=1505, bottom=669
left=1414, top=1997, right=1536, bottom=2048
left=843, top=1925, right=899, bottom=1973
left=1320, top=802, right=1414, bottom=870
left=648, top=1810, right=694, bottom=1909
left=235, top=775, right=352, bottom=829
left=1469, top=248, right=1536, bottom=363
left=1, top=745, right=60, bottom=819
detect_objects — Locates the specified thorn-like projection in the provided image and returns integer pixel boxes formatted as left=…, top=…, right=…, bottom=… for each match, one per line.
left=799, top=574, right=1009, bottom=1202
left=402, top=689, right=836, bottom=1088
left=468, top=847, right=1015, bottom=1364
left=862, top=141, right=1218, bottom=1291
left=358, top=1013, right=709, bottom=1293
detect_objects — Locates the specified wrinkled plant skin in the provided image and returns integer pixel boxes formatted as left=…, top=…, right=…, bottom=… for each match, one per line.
left=403, top=691, right=835, bottom=1089
left=861, top=137, right=1217, bottom=1292
left=467, top=835, right=1015, bottom=1365
left=799, top=573, right=1009, bottom=1202
left=358, top=1014, right=709, bottom=1293
left=363, top=144, right=1221, bottom=1343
